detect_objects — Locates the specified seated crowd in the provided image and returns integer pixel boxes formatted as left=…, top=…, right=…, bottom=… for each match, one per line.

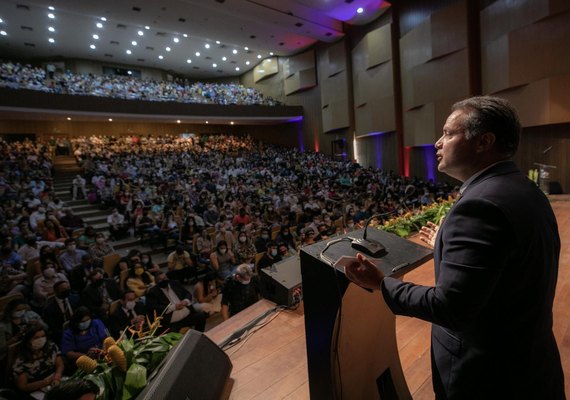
left=0, top=134, right=455, bottom=398
left=0, top=62, right=281, bottom=106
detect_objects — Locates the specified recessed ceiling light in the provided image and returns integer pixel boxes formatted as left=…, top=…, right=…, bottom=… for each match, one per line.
left=48, top=6, right=55, bottom=10
left=270, top=52, right=274, bottom=56
left=206, top=121, right=209, bottom=124
left=230, top=121, right=234, bottom=125
left=126, top=49, right=132, bottom=54
left=232, top=49, right=238, bottom=54
left=195, top=51, right=200, bottom=57
left=183, top=33, right=188, bottom=38
left=131, top=40, right=137, bottom=46
left=244, top=46, right=249, bottom=51
left=357, top=7, right=364, bottom=14
left=246, top=61, right=250, bottom=65
left=108, top=118, right=113, bottom=122
left=48, top=27, right=55, bottom=32
left=48, top=38, right=54, bottom=43
left=186, top=59, right=192, bottom=63
left=215, top=41, right=220, bottom=44
left=101, top=17, right=107, bottom=21
left=205, top=43, right=210, bottom=49
left=144, top=25, right=150, bottom=30
left=173, top=37, right=179, bottom=43
left=176, top=120, right=181, bottom=124
left=257, top=54, right=262, bottom=59
left=212, top=63, right=217, bottom=68
left=222, top=56, right=227, bottom=61
left=127, top=70, right=132, bottom=75
left=158, top=55, right=164, bottom=59
left=96, top=22, right=103, bottom=28
left=0, top=31, right=7, bottom=36
left=137, top=30, right=144, bottom=36
left=93, top=34, right=99, bottom=39
left=48, top=13, right=55, bottom=19
left=0, top=18, right=3, bottom=23
left=66, top=117, right=71, bottom=121
left=235, top=67, right=240, bottom=71
left=165, top=47, right=171, bottom=52
left=90, top=44, right=96, bottom=49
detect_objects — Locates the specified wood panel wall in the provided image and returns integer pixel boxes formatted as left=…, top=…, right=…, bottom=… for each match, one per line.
left=320, top=40, right=351, bottom=133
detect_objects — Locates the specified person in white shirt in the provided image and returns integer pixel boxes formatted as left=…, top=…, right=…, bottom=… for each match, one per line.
left=106, top=208, right=128, bottom=240
left=72, top=174, right=88, bottom=200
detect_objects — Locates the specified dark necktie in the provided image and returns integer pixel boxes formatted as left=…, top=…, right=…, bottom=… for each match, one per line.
left=64, top=300, right=72, bottom=321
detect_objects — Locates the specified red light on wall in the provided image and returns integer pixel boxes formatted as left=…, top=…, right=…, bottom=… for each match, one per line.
left=403, top=146, right=411, bottom=177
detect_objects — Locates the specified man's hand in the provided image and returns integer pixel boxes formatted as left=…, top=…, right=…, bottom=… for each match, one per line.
left=419, top=221, right=441, bottom=248
left=345, top=253, right=385, bottom=291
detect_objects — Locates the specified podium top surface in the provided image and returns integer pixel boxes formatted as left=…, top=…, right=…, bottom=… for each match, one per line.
left=300, top=227, right=433, bottom=278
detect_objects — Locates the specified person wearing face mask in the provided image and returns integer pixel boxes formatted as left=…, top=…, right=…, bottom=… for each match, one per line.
left=126, top=263, right=155, bottom=298
left=274, top=225, right=298, bottom=252
left=221, top=264, right=260, bottom=321
left=210, top=240, right=236, bottom=281
left=42, top=280, right=79, bottom=345
left=61, top=306, right=108, bottom=363
left=233, top=231, right=257, bottom=265
left=146, top=272, right=207, bottom=333
left=108, top=290, right=146, bottom=339
left=81, top=269, right=121, bottom=320
left=106, top=208, right=128, bottom=241
left=29, top=206, right=47, bottom=231
left=256, top=241, right=282, bottom=273
left=202, top=203, right=219, bottom=227
left=139, top=253, right=161, bottom=274
left=88, top=233, right=115, bottom=268
left=58, top=239, right=87, bottom=274
left=254, top=228, right=271, bottom=253
left=12, top=325, right=64, bottom=396
left=166, top=246, right=195, bottom=283
left=33, top=263, right=68, bottom=306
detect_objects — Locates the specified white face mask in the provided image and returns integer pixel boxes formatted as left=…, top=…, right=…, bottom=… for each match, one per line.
left=126, top=301, right=136, bottom=310
left=239, top=236, right=247, bottom=243
left=96, top=237, right=105, bottom=244
left=67, top=244, right=76, bottom=252
left=31, top=337, right=46, bottom=350
left=271, top=249, right=278, bottom=257
left=43, top=267, right=56, bottom=278
left=219, top=248, right=227, bottom=254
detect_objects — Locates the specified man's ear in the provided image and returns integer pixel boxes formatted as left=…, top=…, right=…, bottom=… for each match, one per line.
left=477, top=132, right=496, bottom=152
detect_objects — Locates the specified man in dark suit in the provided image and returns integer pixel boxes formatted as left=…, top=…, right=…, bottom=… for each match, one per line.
left=346, top=96, right=564, bottom=399
left=81, top=268, right=121, bottom=321
left=108, top=290, right=146, bottom=338
left=146, top=272, right=207, bottom=333
left=42, top=280, right=80, bottom=344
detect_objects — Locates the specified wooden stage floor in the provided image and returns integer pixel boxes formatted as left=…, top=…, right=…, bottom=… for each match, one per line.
left=206, top=195, right=570, bottom=399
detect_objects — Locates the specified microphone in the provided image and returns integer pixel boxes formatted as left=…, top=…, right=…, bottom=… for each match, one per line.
left=351, top=185, right=417, bottom=258
left=543, top=146, right=552, bottom=155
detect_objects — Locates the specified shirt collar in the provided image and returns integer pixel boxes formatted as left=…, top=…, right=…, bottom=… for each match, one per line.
left=459, top=160, right=510, bottom=195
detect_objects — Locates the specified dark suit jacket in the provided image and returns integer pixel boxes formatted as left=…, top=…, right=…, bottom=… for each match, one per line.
left=381, top=162, right=564, bottom=399
left=81, top=279, right=122, bottom=317
left=108, top=302, right=146, bottom=338
left=145, top=280, right=193, bottom=325
left=42, top=294, right=80, bottom=344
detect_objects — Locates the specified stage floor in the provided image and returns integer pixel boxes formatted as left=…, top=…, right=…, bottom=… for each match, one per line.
left=206, top=195, right=570, bottom=399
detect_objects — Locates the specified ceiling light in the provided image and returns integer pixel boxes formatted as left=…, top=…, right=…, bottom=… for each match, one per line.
left=137, top=30, right=144, bottom=36
left=232, top=49, right=238, bottom=54
left=186, top=59, right=192, bottom=63
left=131, top=40, right=137, bottom=46
left=127, top=70, right=132, bottom=75
left=357, top=7, right=364, bottom=14
left=48, top=6, right=55, bottom=10
left=173, top=37, right=179, bottom=43
left=183, top=33, right=188, bottom=38
left=205, top=43, right=210, bottom=49
left=257, top=54, right=262, bottom=59
left=176, top=120, right=181, bottom=124
left=195, top=51, right=200, bottom=57
left=215, top=41, right=220, bottom=44
left=90, top=44, right=96, bottom=49
left=0, top=18, right=3, bottom=23
left=66, top=117, right=71, bottom=121
left=48, top=13, right=55, bottom=19
left=230, top=121, right=234, bottom=125
left=145, top=25, right=150, bottom=30
left=158, top=55, right=164, bottom=59
left=165, top=47, right=171, bottom=52
left=235, top=67, right=240, bottom=71
left=48, top=27, right=55, bottom=32
left=270, top=52, right=274, bottom=56
left=101, top=17, right=107, bottom=21
left=108, top=118, right=113, bottom=122
left=222, top=56, right=227, bottom=61
left=246, top=61, right=250, bottom=65
left=244, top=46, right=249, bottom=51
left=93, top=34, right=99, bottom=39
left=0, top=31, right=7, bottom=36
left=126, top=49, right=132, bottom=54
left=212, top=63, right=217, bottom=68
left=48, top=38, right=54, bottom=43
left=96, top=22, right=103, bottom=28
left=206, top=121, right=209, bottom=124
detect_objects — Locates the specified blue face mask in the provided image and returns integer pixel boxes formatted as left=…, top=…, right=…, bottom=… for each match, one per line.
left=78, top=319, right=92, bottom=331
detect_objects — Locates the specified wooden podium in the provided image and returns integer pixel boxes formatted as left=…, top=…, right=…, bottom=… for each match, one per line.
left=300, top=228, right=433, bottom=400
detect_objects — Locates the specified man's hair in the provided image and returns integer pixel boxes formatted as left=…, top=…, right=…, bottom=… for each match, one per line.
left=451, top=96, right=521, bottom=157
left=235, top=264, right=252, bottom=280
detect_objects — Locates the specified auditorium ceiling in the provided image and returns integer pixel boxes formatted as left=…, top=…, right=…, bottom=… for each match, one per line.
left=0, top=0, right=390, bottom=78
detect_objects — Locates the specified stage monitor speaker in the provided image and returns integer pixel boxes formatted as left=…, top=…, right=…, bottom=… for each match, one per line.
left=137, top=329, right=232, bottom=400
left=259, top=256, right=302, bottom=307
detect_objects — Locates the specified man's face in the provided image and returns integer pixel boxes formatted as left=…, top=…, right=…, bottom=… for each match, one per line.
left=435, top=109, right=479, bottom=182
left=123, top=292, right=136, bottom=305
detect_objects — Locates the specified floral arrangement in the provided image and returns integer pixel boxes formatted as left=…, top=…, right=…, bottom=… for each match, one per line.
left=376, top=197, right=456, bottom=238
left=71, top=312, right=183, bottom=400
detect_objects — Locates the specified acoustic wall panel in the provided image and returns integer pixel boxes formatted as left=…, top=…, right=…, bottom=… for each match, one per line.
left=366, top=25, right=392, bottom=69
left=320, top=40, right=350, bottom=132
left=253, top=57, right=279, bottom=83
left=284, top=50, right=317, bottom=95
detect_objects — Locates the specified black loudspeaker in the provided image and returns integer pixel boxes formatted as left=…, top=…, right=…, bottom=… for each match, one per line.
left=137, top=330, right=232, bottom=400
left=259, top=256, right=302, bottom=307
